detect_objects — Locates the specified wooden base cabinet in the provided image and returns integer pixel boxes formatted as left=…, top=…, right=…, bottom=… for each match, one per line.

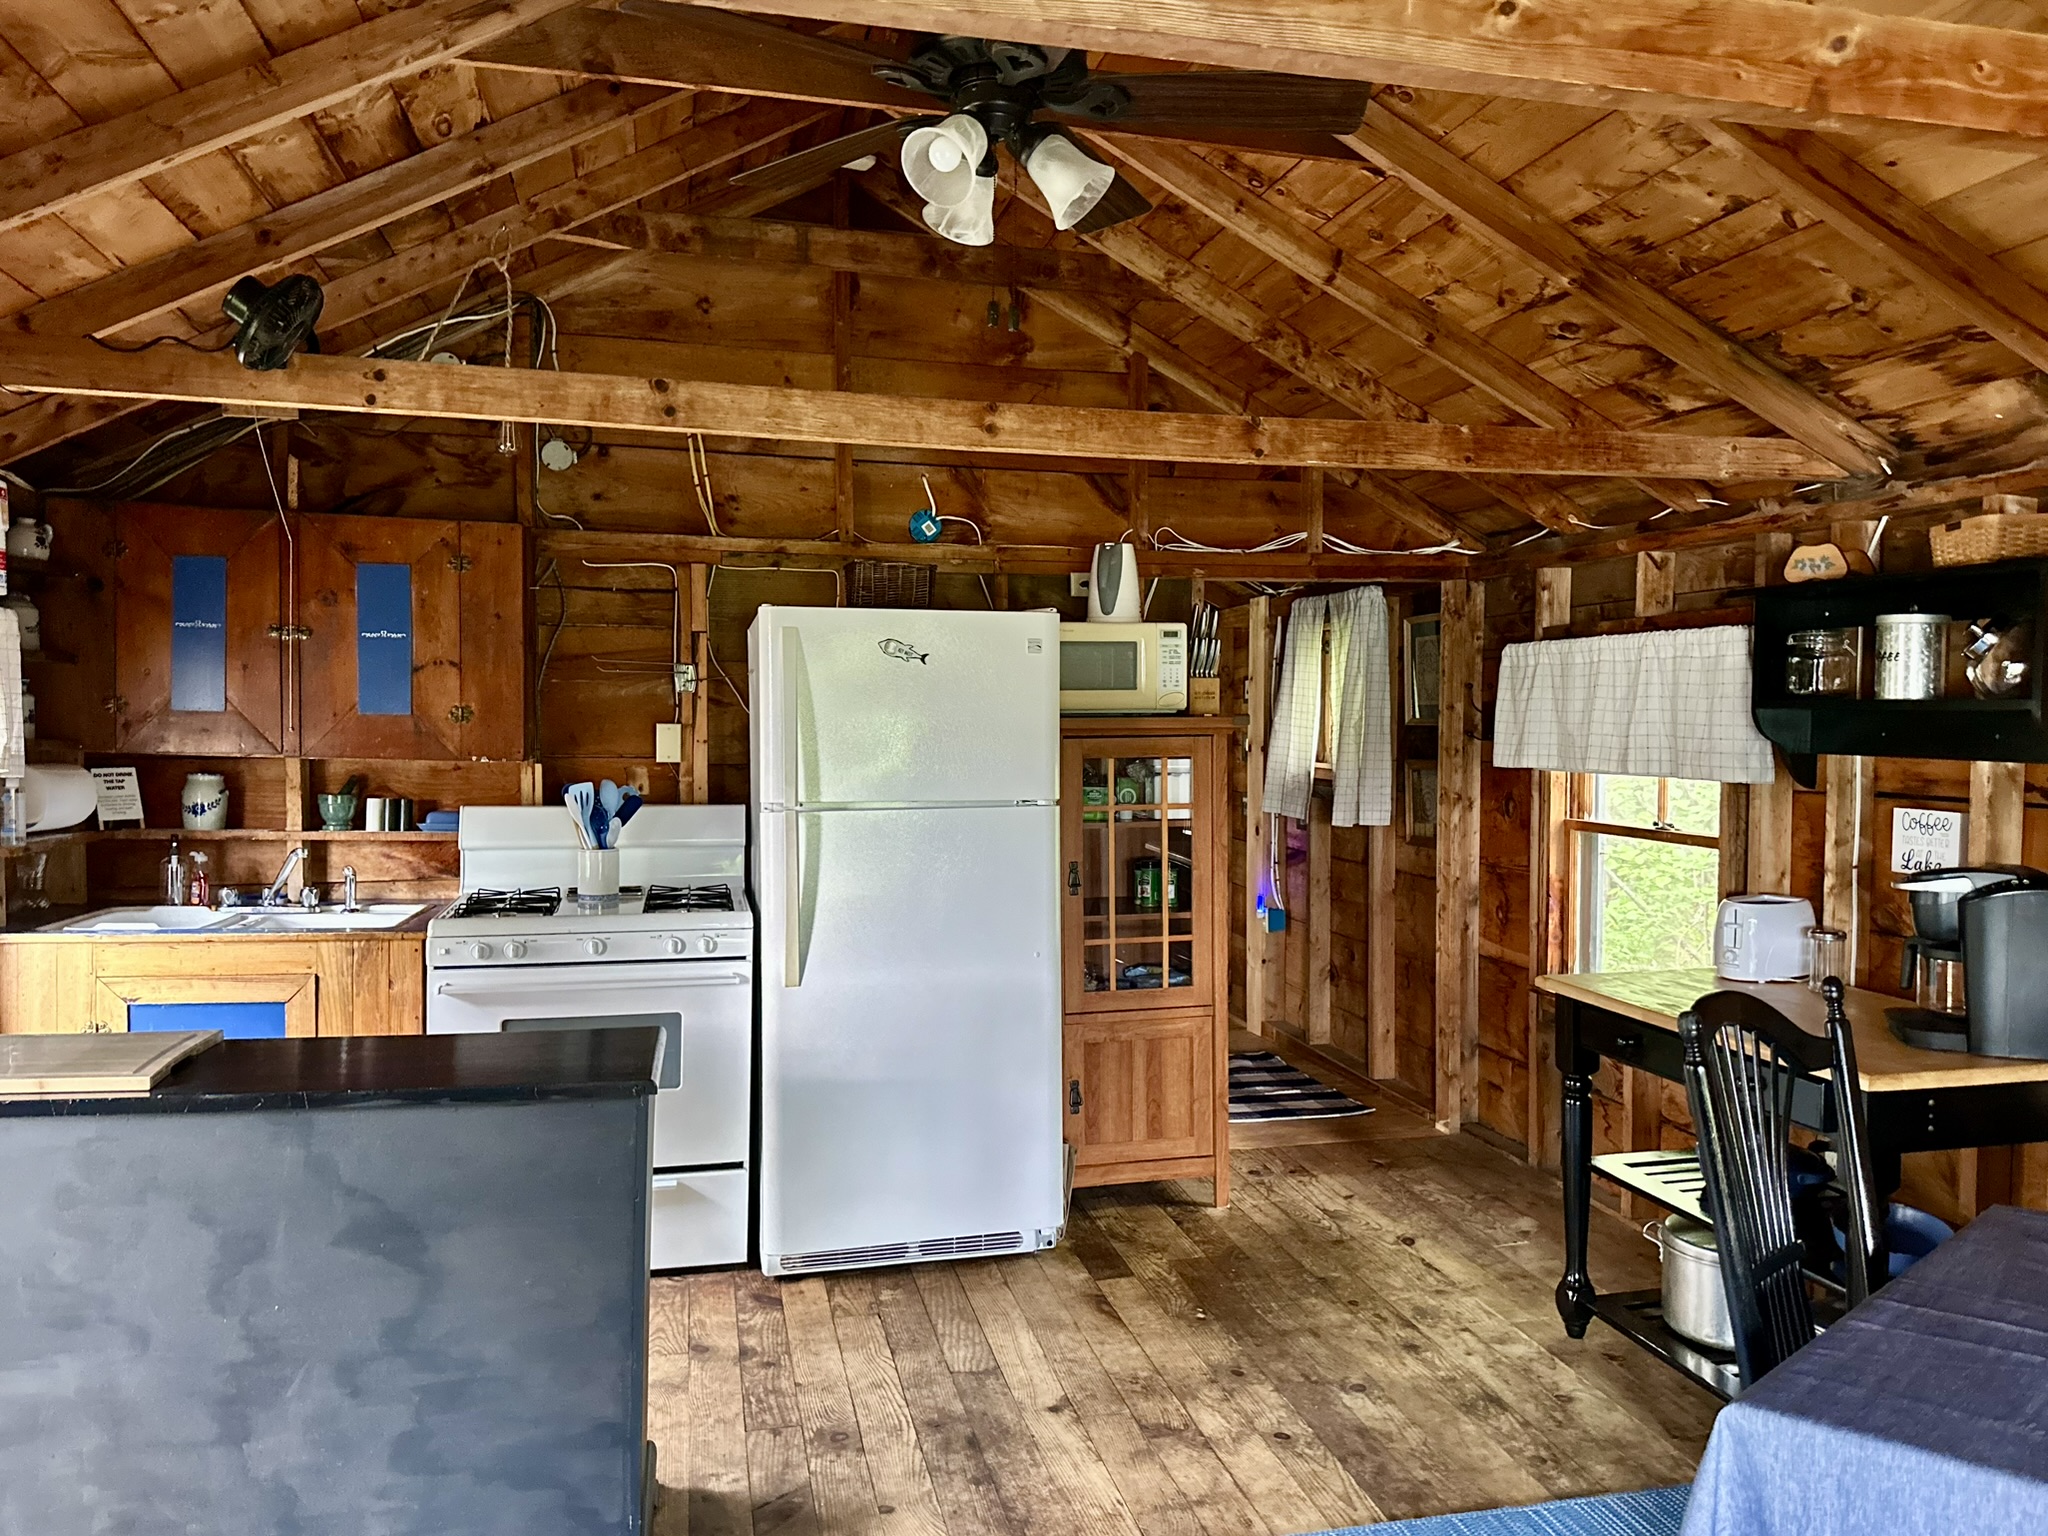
left=1060, top=718, right=1235, bottom=1203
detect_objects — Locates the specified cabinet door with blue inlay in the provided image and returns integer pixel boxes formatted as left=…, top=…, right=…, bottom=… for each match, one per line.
left=112, top=505, right=283, bottom=754
left=297, top=514, right=464, bottom=759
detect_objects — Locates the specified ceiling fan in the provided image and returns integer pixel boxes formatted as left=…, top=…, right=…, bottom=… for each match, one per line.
left=723, top=34, right=1375, bottom=246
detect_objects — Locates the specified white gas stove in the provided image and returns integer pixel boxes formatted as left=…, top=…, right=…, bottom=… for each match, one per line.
left=425, top=805, right=755, bottom=1271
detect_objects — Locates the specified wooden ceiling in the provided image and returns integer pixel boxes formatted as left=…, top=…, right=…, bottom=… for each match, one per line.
left=8, top=0, right=2048, bottom=559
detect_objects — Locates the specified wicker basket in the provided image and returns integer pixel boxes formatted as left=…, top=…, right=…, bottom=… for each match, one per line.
left=1929, top=495, right=2048, bottom=567
left=847, top=559, right=933, bottom=608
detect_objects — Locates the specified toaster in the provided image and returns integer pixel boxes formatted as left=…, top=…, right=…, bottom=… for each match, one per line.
left=1715, top=895, right=1816, bottom=983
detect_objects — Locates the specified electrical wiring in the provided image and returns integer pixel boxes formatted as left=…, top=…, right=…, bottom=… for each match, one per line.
left=702, top=564, right=748, bottom=714
left=89, top=333, right=233, bottom=355
left=688, top=434, right=720, bottom=536
left=40, top=414, right=260, bottom=500
left=1150, top=525, right=1477, bottom=558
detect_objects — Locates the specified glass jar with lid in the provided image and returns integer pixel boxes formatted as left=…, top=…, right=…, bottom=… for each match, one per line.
left=1785, top=628, right=1859, bottom=696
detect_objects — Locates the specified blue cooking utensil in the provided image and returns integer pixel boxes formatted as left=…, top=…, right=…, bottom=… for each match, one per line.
left=598, top=780, right=623, bottom=846
left=564, top=782, right=596, bottom=850
left=613, top=790, right=642, bottom=845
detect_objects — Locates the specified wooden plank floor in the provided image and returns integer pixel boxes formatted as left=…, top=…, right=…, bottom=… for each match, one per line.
left=646, top=1128, right=1715, bottom=1536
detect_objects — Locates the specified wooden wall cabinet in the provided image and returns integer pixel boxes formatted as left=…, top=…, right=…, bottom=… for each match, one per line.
left=1059, top=717, right=1235, bottom=1203
left=98, top=501, right=524, bottom=761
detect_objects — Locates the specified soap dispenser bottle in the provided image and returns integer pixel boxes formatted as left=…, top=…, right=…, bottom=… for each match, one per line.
left=162, top=839, right=188, bottom=905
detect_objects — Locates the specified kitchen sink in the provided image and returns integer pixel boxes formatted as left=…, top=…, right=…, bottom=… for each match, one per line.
left=224, top=905, right=428, bottom=933
left=46, top=903, right=428, bottom=935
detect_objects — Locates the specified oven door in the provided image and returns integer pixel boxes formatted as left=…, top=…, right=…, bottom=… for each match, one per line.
left=426, top=960, right=751, bottom=1169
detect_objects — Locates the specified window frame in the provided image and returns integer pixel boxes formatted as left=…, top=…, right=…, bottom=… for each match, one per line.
left=1564, top=772, right=1729, bottom=974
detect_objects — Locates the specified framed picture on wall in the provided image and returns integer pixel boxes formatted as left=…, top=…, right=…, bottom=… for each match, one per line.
left=1404, top=615, right=1441, bottom=725
left=1406, top=762, right=1438, bottom=843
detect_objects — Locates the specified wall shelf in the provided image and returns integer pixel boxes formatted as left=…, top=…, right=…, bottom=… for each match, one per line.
left=1751, top=557, right=2048, bottom=785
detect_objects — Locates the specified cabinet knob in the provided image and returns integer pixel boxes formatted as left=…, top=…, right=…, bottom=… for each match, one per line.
left=1068, top=1078, right=1083, bottom=1114
left=1067, top=860, right=1081, bottom=896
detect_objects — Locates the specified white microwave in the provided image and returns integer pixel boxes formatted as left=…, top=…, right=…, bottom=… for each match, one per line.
left=1059, top=622, right=1187, bottom=714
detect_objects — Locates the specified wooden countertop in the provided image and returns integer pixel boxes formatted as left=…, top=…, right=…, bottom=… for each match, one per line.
left=1536, top=968, right=2048, bottom=1093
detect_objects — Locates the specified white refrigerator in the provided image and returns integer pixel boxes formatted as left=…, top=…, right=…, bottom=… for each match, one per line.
left=749, top=605, right=1065, bottom=1276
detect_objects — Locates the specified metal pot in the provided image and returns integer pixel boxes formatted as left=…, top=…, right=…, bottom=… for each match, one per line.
left=1645, top=1214, right=1733, bottom=1351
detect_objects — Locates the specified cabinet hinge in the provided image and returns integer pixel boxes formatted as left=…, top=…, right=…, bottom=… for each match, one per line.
left=103, top=539, right=127, bottom=560
left=447, top=553, right=473, bottom=573
left=267, top=623, right=312, bottom=641
left=448, top=703, right=475, bottom=724
left=101, top=695, right=125, bottom=716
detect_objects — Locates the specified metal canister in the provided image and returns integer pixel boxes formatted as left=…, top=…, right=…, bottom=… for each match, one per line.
left=1875, top=612, right=1950, bottom=700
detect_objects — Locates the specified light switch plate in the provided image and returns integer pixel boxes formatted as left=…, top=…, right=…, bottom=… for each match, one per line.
left=1070, top=572, right=1092, bottom=598
left=654, top=722, right=684, bottom=763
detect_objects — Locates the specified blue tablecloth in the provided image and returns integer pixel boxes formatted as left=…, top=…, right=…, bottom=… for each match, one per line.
left=1682, top=1204, right=2048, bottom=1536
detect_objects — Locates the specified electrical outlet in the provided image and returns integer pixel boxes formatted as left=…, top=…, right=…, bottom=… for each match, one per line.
left=654, top=722, right=684, bottom=764
left=1070, top=572, right=1092, bottom=598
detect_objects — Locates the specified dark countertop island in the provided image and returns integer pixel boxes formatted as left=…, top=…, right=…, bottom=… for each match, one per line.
left=0, top=1030, right=660, bottom=1535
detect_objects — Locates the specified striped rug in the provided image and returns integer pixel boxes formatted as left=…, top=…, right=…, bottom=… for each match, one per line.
left=1228, top=1052, right=1372, bottom=1123
left=1313, top=1486, right=1689, bottom=1535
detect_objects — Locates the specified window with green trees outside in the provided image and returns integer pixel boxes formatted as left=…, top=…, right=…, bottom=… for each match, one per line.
left=1570, top=774, right=1723, bottom=973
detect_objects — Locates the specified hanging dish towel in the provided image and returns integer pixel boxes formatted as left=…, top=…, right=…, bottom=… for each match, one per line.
left=1326, top=585, right=1391, bottom=828
left=1262, top=594, right=1327, bottom=821
left=1494, top=625, right=1774, bottom=784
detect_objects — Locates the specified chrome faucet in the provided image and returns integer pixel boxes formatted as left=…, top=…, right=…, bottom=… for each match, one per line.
left=262, top=846, right=309, bottom=907
left=341, top=865, right=360, bottom=913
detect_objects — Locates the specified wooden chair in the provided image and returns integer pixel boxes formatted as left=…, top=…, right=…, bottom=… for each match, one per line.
left=1679, top=977, right=1883, bottom=1391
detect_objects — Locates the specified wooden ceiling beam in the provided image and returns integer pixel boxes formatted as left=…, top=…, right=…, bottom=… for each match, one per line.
left=0, top=0, right=584, bottom=238
left=578, top=209, right=1156, bottom=301
left=1702, top=121, right=2048, bottom=376
left=0, top=102, right=827, bottom=466
left=541, top=527, right=1466, bottom=580
left=466, top=4, right=1361, bottom=161
left=0, top=338, right=1844, bottom=480
left=15, top=83, right=685, bottom=344
left=1093, top=135, right=1715, bottom=516
left=859, top=175, right=1475, bottom=546
left=678, top=0, right=2048, bottom=139
left=1341, top=104, right=1894, bottom=477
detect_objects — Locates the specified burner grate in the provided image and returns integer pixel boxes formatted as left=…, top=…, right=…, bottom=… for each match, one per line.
left=643, top=882, right=736, bottom=914
left=445, top=887, right=563, bottom=919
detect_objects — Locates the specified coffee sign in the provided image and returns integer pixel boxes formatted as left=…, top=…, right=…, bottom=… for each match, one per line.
left=1892, top=806, right=1967, bottom=873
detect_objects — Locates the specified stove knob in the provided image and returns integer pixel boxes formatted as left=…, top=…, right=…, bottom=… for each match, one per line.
left=699, top=934, right=719, bottom=954
left=469, top=942, right=492, bottom=961
left=667, top=937, right=688, bottom=957
left=584, top=938, right=608, bottom=958
left=505, top=941, right=527, bottom=960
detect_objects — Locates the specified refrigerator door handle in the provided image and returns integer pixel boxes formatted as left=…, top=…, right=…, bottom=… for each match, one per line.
left=785, top=812, right=807, bottom=988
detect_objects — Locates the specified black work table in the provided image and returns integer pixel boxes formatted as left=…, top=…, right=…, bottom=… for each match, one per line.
left=1536, top=969, right=2048, bottom=1398
left=0, top=1030, right=660, bottom=1535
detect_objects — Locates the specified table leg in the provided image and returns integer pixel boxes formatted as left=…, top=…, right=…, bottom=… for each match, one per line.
left=1555, top=996, right=1597, bottom=1339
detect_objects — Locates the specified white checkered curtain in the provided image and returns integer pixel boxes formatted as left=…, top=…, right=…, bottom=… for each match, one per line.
left=1494, top=625, right=1775, bottom=783
left=0, top=607, right=22, bottom=783
left=1327, top=586, right=1392, bottom=827
left=1260, top=594, right=1326, bottom=821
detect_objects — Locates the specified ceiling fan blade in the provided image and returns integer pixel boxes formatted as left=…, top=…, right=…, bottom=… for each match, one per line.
left=1057, top=72, right=1373, bottom=134
left=1072, top=173, right=1152, bottom=235
left=728, top=118, right=935, bottom=194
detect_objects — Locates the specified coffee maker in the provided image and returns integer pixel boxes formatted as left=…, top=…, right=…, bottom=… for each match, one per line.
left=1889, top=866, right=2048, bottom=1057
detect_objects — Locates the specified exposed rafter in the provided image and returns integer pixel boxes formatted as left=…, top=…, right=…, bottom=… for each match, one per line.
left=1340, top=104, right=1894, bottom=478
left=465, top=4, right=1360, bottom=161
left=577, top=209, right=1157, bottom=301
left=675, top=0, right=2048, bottom=139
left=1091, top=134, right=1714, bottom=516
left=15, top=84, right=686, bottom=343
left=0, top=100, right=830, bottom=467
left=0, top=0, right=583, bottom=237
left=1702, top=121, right=2048, bottom=376
left=0, top=339, right=1844, bottom=480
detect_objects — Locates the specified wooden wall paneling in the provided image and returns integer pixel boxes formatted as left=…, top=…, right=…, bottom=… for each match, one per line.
left=457, top=521, right=528, bottom=761
left=1367, top=820, right=1398, bottom=1079
left=111, top=503, right=284, bottom=755
left=1965, top=759, right=2030, bottom=1215
left=1823, top=754, right=1877, bottom=985
left=296, top=514, right=463, bottom=760
left=1633, top=549, right=1675, bottom=617
left=1434, top=577, right=1482, bottom=1130
left=1748, top=758, right=1797, bottom=894
left=689, top=563, right=711, bottom=803
left=1307, top=788, right=1333, bottom=1045
left=1528, top=769, right=1570, bottom=1171
left=32, top=499, right=118, bottom=753
left=1126, top=355, right=1152, bottom=540
left=1242, top=596, right=1273, bottom=1039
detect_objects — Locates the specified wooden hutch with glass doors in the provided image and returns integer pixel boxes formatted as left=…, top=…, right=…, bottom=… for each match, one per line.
left=1059, top=716, right=1236, bottom=1204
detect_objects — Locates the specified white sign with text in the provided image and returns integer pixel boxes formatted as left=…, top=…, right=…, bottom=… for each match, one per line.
left=1892, top=806, right=1967, bottom=873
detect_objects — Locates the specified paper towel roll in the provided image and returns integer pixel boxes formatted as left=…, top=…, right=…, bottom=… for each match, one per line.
left=23, top=764, right=97, bottom=833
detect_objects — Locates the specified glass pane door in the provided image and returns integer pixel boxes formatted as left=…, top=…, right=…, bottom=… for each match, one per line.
left=1071, top=744, right=1202, bottom=1006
